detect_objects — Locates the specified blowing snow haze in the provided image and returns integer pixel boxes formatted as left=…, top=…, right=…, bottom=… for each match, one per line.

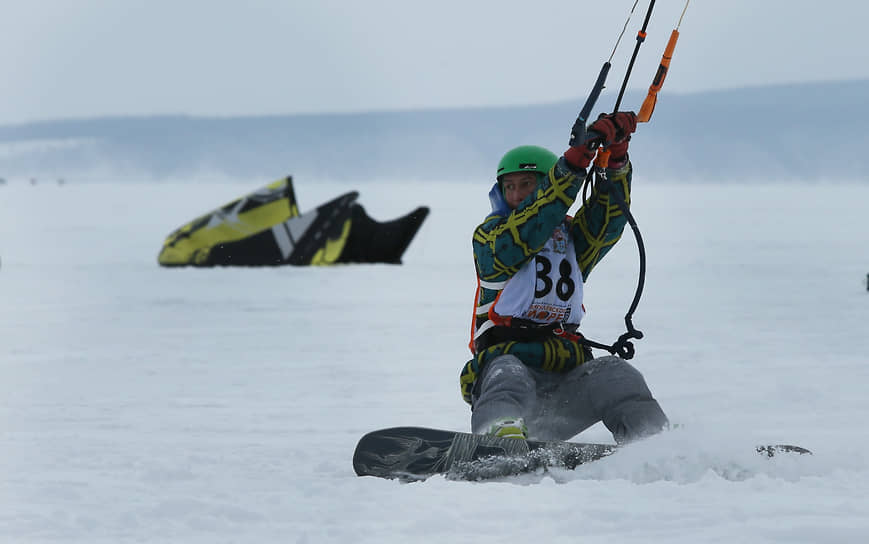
left=1, top=80, right=868, bottom=184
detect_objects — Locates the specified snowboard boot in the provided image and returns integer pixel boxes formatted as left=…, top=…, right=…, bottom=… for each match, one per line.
left=486, top=417, right=528, bottom=440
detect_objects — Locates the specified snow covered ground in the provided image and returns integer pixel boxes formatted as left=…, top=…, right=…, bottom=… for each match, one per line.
left=2, top=178, right=868, bottom=543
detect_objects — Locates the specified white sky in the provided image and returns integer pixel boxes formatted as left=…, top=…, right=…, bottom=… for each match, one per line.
left=1, top=1, right=866, bottom=124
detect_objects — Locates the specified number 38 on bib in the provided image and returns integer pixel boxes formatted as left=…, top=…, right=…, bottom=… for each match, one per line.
left=493, top=223, right=585, bottom=327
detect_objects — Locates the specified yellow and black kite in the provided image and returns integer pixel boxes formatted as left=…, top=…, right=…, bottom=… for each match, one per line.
left=158, top=176, right=428, bottom=267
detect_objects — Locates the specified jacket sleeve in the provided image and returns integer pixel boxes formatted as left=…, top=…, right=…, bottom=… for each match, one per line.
left=571, top=161, right=632, bottom=280
left=473, top=158, right=585, bottom=283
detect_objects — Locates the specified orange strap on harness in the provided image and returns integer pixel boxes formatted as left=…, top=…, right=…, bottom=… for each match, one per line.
left=593, top=147, right=611, bottom=169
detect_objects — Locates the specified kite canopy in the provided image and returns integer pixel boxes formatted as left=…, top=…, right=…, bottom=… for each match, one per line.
left=158, top=176, right=428, bottom=267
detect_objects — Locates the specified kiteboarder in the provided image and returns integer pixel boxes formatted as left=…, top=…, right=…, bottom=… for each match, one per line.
left=459, top=112, right=669, bottom=444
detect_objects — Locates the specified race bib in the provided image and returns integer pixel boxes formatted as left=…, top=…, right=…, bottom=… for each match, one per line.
left=493, top=223, right=585, bottom=326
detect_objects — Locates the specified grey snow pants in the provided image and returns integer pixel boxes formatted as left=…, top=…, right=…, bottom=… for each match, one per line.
left=471, top=354, right=669, bottom=443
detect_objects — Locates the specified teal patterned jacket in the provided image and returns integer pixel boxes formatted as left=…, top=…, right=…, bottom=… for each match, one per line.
left=460, top=156, right=632, bottom=404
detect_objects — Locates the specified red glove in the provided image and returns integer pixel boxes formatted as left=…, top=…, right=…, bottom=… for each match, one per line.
left=590, top=112, right=637, bottom=168
left=605, top=140, right=630, bottom=168
left=564, top=111, right=637, bottom=169
left=563, top=145, right=595, bottom=169
left=589, top=112, right=637, bottom=145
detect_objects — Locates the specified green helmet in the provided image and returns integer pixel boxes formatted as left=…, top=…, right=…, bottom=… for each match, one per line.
left=496, top=145, right=558, bottom=181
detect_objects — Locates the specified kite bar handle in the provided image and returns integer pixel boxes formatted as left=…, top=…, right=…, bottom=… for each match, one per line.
left=638, top=29, right=679, bottom=123
left=570, top=62, right=611, bottom=147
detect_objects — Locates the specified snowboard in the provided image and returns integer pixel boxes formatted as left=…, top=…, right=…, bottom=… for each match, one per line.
left=352, top=426, right=812, bottom=482
left=353, top=426, right=617, bottom=482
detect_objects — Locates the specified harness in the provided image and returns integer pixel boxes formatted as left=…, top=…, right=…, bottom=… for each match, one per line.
left=474, top=321, right=583, bottom=354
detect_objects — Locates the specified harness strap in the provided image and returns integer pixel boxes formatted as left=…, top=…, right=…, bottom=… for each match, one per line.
left=474, top=322, right=579, bottom=353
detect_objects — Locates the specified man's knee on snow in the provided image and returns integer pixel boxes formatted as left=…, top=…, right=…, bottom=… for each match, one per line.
left=605, top=397, right=669, bottom=444
left=580, top=356, right=668, bottom=444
